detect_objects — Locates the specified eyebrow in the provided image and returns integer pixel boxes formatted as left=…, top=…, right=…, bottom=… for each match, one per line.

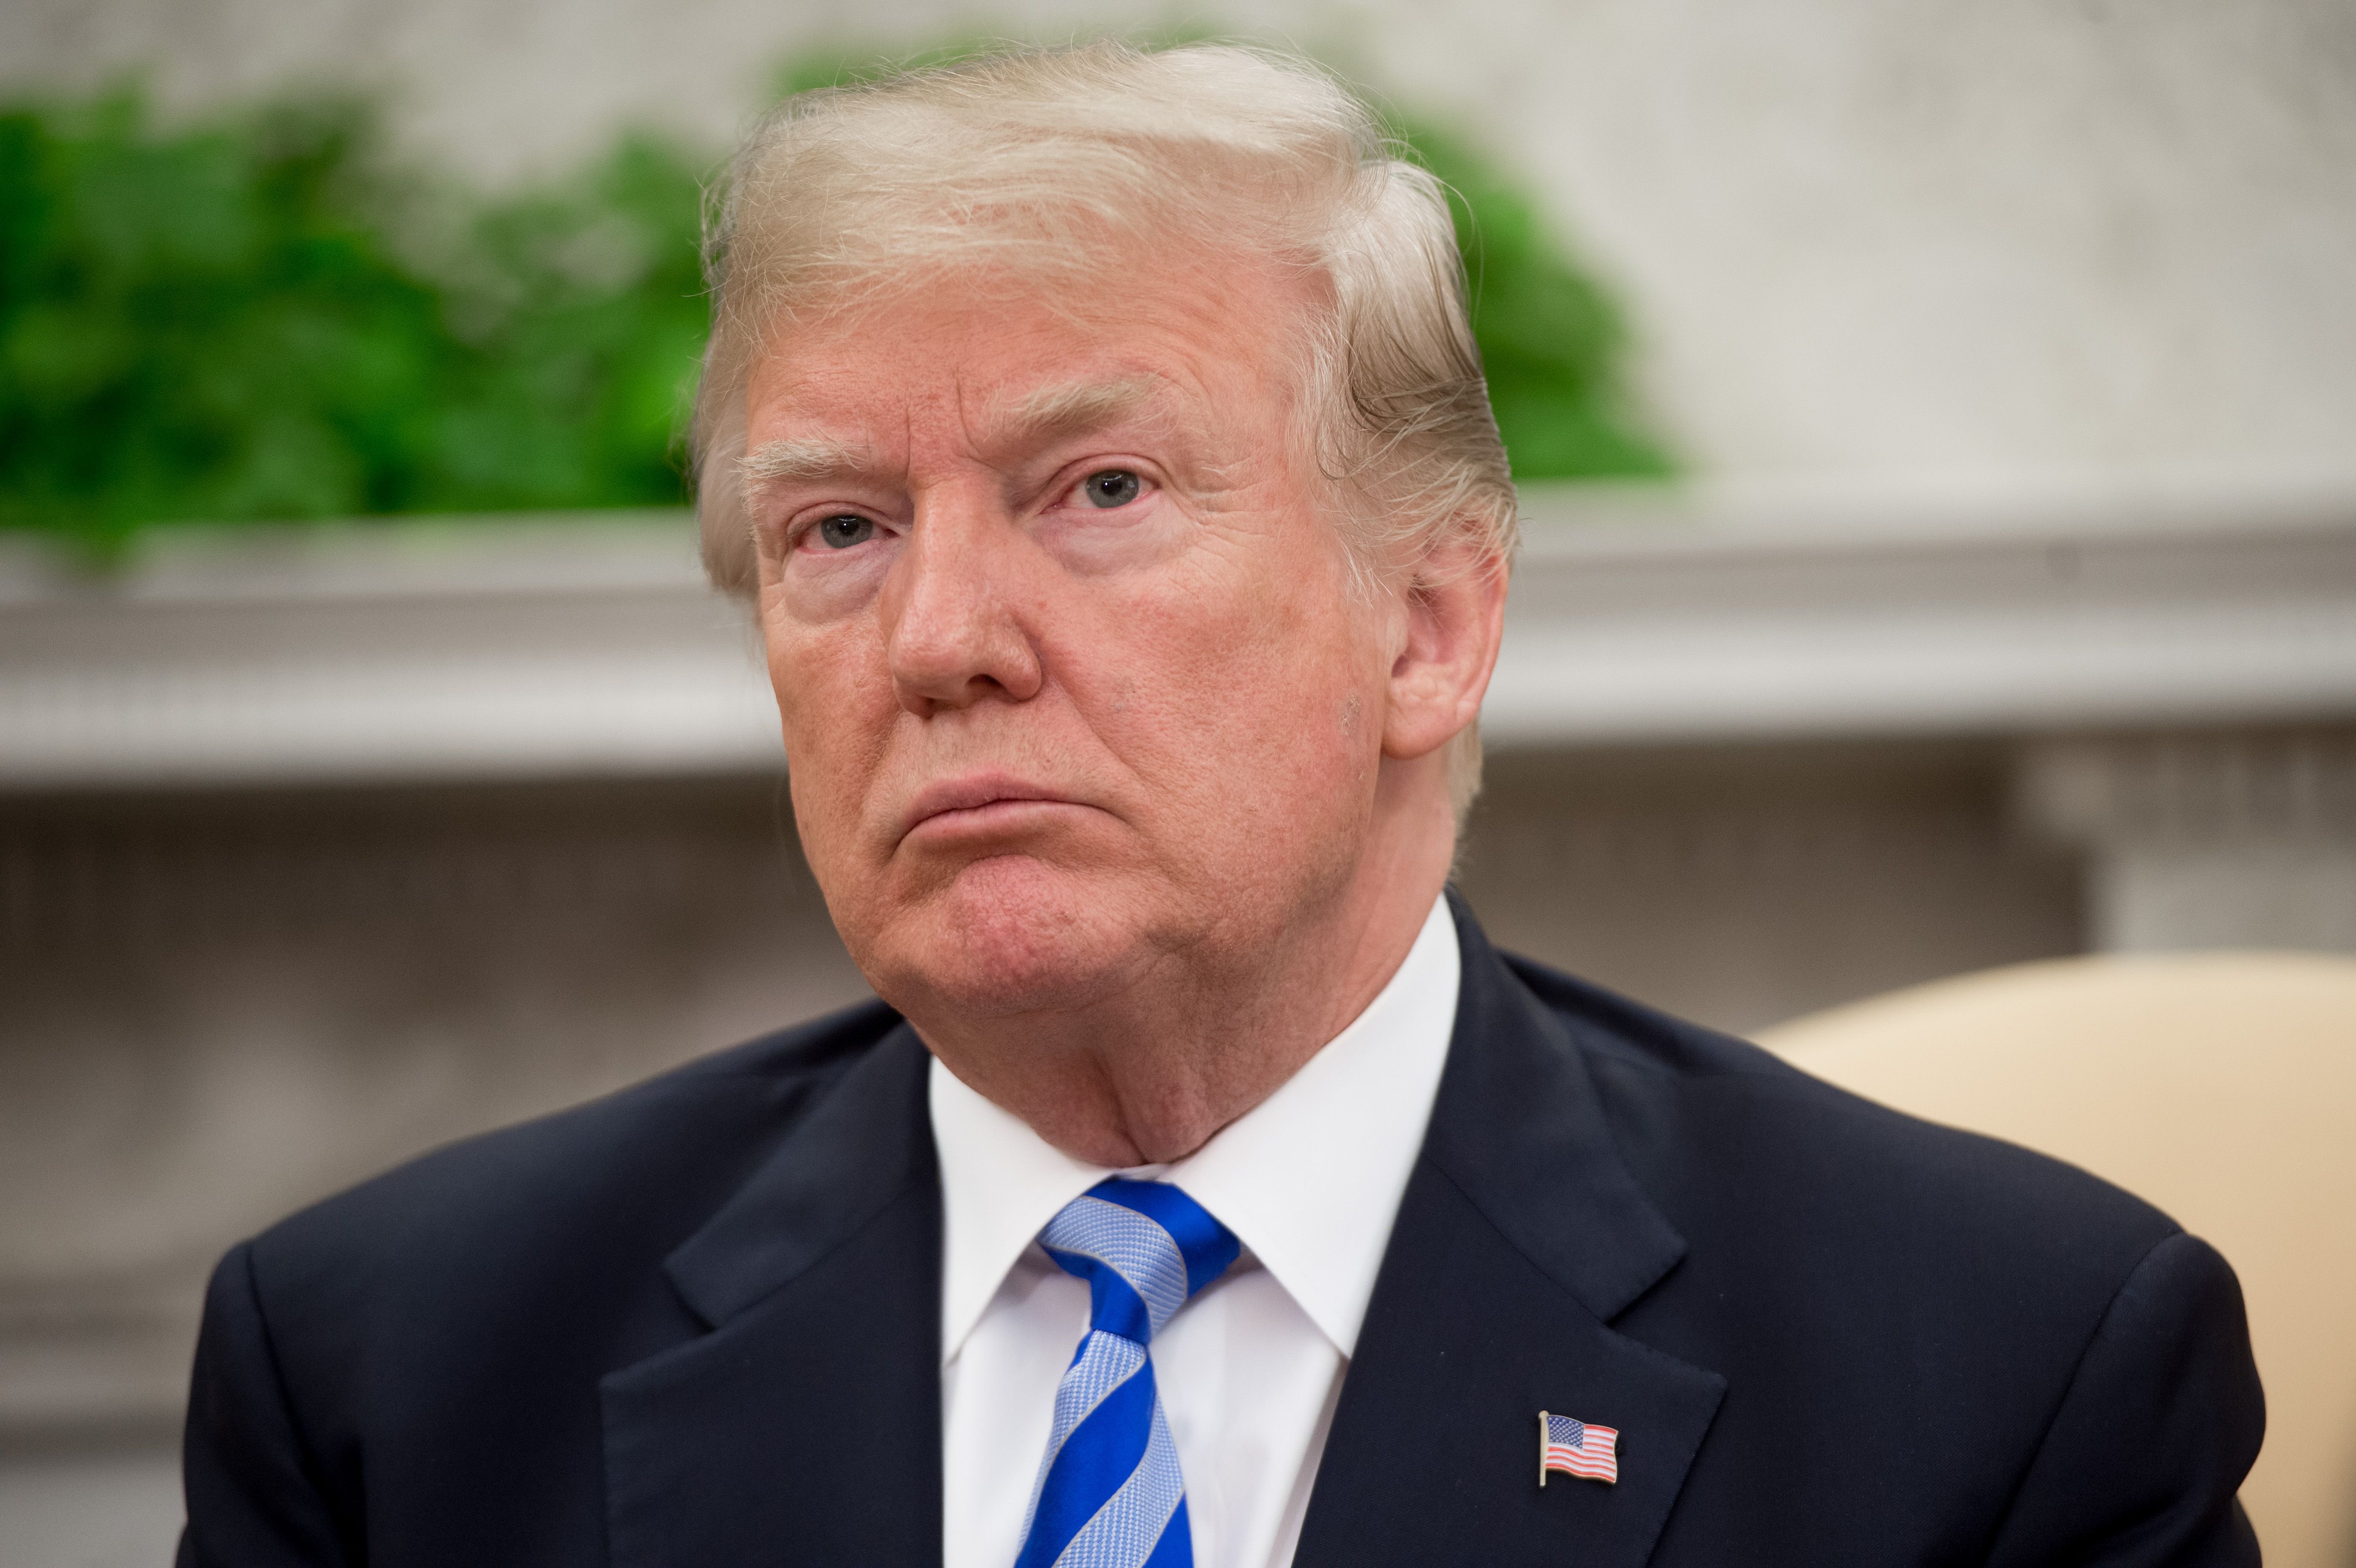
left=737, top=375, right=1165, bottom=509
left=984, top=376, right=1162, bottom=448
left=739, top=436, right=873, bottom=508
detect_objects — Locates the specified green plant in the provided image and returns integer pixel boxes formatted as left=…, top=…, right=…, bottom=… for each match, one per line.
left=0, top=60, right=1666, bottom=552
left=411, top=130, right=708, bottom=515
left=0, top=88, right=707, bottom=551
left=1404, top=122, right=1671, bottom=479
left=1, top=93, right=441, bottom=545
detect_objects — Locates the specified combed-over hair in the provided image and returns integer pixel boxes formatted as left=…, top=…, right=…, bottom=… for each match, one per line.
left=693, top=40, right=1517, bottom=811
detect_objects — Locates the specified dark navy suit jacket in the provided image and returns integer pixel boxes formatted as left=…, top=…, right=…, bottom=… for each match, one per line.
left=180, top=899, right=2264, bottom=1565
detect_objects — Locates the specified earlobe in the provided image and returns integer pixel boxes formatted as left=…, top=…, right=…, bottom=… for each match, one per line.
left=1381, top=546, right=1508, bottom=762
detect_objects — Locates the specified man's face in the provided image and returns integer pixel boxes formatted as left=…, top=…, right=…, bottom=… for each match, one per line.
left=743, top=250, right=1403, bottom=1023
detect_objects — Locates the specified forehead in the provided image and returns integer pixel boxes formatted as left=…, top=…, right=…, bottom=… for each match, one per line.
left=743, top=249, right=1321, bottom=446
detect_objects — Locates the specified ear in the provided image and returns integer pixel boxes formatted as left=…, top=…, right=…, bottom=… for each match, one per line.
left=1382, top=539, right=1509, bottom=762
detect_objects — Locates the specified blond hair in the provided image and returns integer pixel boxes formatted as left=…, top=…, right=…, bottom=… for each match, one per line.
left=694, top=40, right=1516, bottom=810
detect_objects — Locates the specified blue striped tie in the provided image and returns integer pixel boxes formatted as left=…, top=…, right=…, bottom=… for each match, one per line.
left=1013, top=1178, right=1240, bottom=1568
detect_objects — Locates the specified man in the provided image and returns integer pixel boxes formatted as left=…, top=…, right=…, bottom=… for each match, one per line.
left=180, top=42, right=2263, bottom=1568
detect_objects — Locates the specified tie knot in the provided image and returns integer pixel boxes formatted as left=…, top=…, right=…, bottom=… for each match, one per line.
left=1038, top=1178, right=1239, bottom=1345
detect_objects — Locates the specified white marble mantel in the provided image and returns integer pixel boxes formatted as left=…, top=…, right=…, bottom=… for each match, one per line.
left=5, top=473, right=2355, bottom=790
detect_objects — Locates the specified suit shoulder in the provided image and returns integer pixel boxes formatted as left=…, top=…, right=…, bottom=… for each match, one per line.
left=1501, top=951, right=2182, bottom=1269
left=242, top=997, right=905, bottom=1290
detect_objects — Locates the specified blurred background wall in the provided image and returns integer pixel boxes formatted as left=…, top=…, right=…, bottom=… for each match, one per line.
left=2, top=1, right=2353, bottom=1563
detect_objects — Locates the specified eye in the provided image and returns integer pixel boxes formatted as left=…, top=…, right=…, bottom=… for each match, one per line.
left=1080, top=469, right=1142, bottom=509
left=808, top=514, right=875, bottom=550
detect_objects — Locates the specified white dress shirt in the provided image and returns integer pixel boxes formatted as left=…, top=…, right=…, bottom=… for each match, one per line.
left=932, top=894, right=1461, bottom=1568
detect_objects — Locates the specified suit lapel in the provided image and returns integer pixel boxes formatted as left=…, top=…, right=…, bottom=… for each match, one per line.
left=602, top=1025, right=943, bottom=1568
left=1294, top=900, right=1726, bottom=1568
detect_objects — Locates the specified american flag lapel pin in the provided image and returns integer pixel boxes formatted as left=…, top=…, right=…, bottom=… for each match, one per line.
left=1538, top=1410, right=1621, bottom=1487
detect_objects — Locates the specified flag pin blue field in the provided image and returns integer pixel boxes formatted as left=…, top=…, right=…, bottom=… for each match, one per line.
left=1539, top=1410, right=1620, bottom=1486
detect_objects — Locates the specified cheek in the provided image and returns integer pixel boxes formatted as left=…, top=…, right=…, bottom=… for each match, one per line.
left=1094, top=550, right=1379, bottom=810
left=758, top=599, right=816, bottom=735
left=769, top=634, right=900, bottom=941
left=761, top=611, right=893, bottom=829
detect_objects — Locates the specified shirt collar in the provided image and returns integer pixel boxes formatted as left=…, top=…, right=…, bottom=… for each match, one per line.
left=930, top=893, right=1461, bottom=1364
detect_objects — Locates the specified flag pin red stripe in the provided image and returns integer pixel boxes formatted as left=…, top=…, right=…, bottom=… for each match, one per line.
left=1538, top=1410, right=1621, bottom=1487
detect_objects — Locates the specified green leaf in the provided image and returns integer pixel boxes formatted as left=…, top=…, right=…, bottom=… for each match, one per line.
left=0, top=54, right=1669, bottom=554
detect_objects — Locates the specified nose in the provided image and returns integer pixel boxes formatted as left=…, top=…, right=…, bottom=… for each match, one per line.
left=881, top=488, right=1045, bottom=717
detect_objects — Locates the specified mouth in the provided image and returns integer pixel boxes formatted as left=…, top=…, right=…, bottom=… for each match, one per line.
left=899, top=773, right=1091, bottom=847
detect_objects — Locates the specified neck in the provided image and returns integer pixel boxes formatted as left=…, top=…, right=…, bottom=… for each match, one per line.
left=913, top=775, right=1457, bottom=1167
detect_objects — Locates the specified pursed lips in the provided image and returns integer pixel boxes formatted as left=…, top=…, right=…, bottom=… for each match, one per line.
left=897, top=775, right=1090, bottom=847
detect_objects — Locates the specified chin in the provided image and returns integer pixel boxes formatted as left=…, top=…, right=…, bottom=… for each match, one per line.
left=862, top=854, right=1159, bottom=1020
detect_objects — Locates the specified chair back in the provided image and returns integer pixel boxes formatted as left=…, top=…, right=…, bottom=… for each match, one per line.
left=1758, top=953, right=2356, bottom=1568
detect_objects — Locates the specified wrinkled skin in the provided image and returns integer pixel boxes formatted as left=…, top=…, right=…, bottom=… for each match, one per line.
left=744, top=248, right=1506, bottom=1165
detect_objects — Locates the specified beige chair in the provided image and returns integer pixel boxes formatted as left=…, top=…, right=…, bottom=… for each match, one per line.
left=1756, top=953, right=2356, bottom=1568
